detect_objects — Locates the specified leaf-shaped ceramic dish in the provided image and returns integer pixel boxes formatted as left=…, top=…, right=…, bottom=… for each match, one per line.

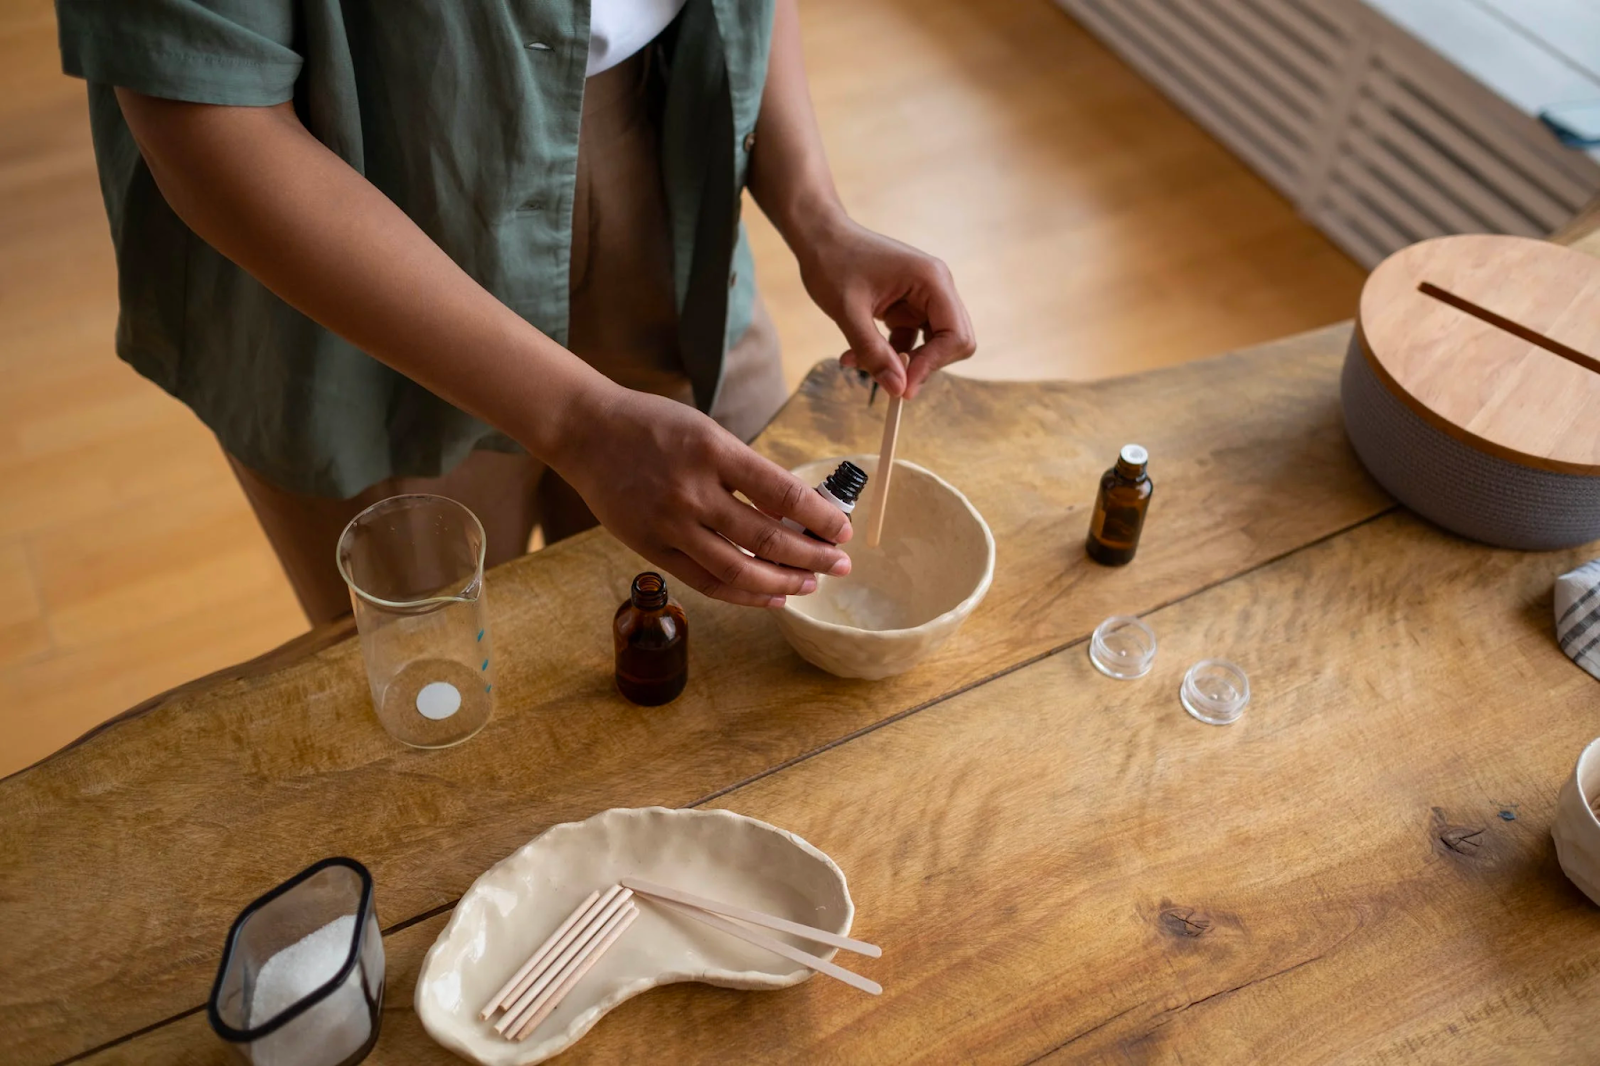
left=415, top=807, right=855, bottom=1065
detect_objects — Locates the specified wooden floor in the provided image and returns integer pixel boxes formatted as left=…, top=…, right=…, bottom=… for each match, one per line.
left=0, top=0, right=1364, bottom=777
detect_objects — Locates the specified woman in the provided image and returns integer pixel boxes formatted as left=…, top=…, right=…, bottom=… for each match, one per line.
left=57, top=0, right=975, bottom=623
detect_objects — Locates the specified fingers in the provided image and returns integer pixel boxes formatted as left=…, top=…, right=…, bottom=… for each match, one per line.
left=903, top=271, right=976, bottom=398
left=710, top=496, right=852, bottom=575
left=837, top=293, right=907, bottom=398
left=887, top=324, right=920, bottom=356
left=729, top=450, right=854, bottom=546
left=835, top=256, right=974, bottom=399
left=656, top=550, right=790, bottom=609
left=679, top=526, right=822, bottom=601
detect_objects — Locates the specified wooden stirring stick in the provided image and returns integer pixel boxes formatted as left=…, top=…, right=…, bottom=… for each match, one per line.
left=620, top=877, right=881, bottom=957
left=487, top=886, right=621, bottom=1022
left=495, top=888, right=634, bottom=1033
left=864, top=358, right=909, bottom=549
left=513, top=903, right=639, bottom=1041
left=647, top=896, right=882, bottom=995
left=480, top=887, right=603, bottom=1019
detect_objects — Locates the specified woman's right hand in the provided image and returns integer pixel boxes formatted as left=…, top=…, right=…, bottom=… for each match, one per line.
left=110, top=90, right=849, bottom=608
left=551, top=385, right=855, bottom=608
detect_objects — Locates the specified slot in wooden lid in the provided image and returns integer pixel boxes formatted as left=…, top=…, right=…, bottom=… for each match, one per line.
left=1357, top=234, right=1600, bottom=475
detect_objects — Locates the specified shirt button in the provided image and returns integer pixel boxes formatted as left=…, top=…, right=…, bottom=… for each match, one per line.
left=742, top=131, right=756, bottom=152
left=729, top=271, right=738, bottom=288
left=526, top=41, right=553, bottom=51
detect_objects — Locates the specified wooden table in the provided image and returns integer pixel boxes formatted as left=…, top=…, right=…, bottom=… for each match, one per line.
left=7, top=219, right=1600, bottom=1065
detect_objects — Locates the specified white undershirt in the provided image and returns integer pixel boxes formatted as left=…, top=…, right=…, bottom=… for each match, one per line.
left=587, top=0, right=690, bottom=77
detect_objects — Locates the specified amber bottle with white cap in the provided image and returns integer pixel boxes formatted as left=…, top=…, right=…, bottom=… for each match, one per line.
left=1086, top=444, right=1153, bottom=566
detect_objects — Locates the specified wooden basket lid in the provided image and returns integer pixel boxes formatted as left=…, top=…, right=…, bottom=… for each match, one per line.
left=1356, top=233, right=1600, bottom=476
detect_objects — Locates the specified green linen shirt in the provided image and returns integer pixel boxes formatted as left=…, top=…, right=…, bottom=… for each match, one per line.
left=57, top=0, right=774, bottom=497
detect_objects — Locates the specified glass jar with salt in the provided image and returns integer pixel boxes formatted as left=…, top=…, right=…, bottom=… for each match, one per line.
left=208, top=857, right=385, bottom=1066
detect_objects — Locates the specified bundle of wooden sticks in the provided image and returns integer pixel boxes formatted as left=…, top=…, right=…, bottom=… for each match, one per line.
left=479, top=876, right=883, bottom=1041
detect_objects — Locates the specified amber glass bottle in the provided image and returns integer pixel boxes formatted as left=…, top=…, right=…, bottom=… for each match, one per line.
left=1086, top=444, right=1153, bottom=566
left=613, top=572, right=688, bottom=706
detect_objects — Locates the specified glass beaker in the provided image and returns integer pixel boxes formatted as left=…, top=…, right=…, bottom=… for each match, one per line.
left=336, top=494, right=495, bottom=748
left=207, top=857, right=384, bottom=1066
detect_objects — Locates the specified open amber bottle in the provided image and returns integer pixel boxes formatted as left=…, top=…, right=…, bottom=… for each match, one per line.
left=613, top=572, right=688, bottom=706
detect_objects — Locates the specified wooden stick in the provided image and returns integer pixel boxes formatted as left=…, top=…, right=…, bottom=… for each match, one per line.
left=864, top=389, right=905, bottom=549
left=620, top=877, right=881, bottom=958
left=513, top=903, right=639, bottom=1042
left=647, top=896, right=882, bottom=995
left=495, top=888, right=633, bottom=1034
left=490, top=885, right=621, bottom=1021
left=480, top=888, right=602, bottom=1019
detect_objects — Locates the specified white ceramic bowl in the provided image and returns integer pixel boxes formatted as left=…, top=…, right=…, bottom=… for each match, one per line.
left=1553, top=736, right=1600, bottom=907
left=774, top=455, right=995, bottom=680
left=415, top=807, right=855, bottom=1065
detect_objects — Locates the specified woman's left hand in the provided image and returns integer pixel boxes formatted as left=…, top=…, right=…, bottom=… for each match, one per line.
left=796, top=218, right=976, bottom=400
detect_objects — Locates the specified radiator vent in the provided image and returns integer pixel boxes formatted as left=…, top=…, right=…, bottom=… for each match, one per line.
left=1056, top=0, right=1600, bottom=267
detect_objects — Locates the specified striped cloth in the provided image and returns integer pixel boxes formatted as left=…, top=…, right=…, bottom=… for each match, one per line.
left=1556, top=559, right=1600, bottom=680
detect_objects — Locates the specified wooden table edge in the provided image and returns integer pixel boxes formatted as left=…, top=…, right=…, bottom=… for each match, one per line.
left=3, top=617, right=355, bottom=784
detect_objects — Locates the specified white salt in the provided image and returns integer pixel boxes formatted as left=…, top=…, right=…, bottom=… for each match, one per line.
left=248, top=914, right=373, bottom=1066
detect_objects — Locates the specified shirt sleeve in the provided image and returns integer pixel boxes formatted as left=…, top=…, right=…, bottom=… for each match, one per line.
left=56, top=0, right=302, bottom=106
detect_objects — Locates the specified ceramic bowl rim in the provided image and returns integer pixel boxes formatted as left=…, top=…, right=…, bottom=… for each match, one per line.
left=778, top=456, right=996, bottom=639
left=1575, top=736, right=1600, bottom=832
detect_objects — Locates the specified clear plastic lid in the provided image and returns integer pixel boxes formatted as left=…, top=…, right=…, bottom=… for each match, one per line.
left=1181, top=659, right=1249, bottom=725
left=1089, top=616, right=1157, bottom=680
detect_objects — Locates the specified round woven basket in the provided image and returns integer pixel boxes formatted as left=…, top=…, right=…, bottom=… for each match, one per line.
left=1342, top=335, right=1600, bottom=549
left=1341, top=235, right=1600, bottom=551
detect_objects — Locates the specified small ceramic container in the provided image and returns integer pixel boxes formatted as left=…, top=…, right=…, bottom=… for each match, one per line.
left=416, top=807, right=856, bottom=1066
left=1552, top=736, right=1600, bottom=906
left=773, top=455, right=995, bottom=680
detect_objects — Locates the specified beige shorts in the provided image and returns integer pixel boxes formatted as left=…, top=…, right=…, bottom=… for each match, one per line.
left=229, top=47, right=788, bottom=625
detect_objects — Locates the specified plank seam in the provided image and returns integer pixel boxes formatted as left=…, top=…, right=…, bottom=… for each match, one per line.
left=1016, top=1002, right=1142, bottom=1064
left=689, top=504, right=1398, bottom=810
left=42, top=505, right=1400, bottom=1066
left=51, top=1006, right=205, bottom=1066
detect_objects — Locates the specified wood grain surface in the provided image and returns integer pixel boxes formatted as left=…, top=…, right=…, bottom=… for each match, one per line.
left=80, top=509, right=1600, bottom=1064
left=0, top=325, right=1393, bottom=1065
left=1356, top=234, right=1600, bottom=474
left=11, top=201, right=1600, bottom=1066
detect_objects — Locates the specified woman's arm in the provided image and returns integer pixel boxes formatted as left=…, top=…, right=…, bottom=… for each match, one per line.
left=116, top=90, right=853, bottom=607
left=747, top=0, right=976, bottom=398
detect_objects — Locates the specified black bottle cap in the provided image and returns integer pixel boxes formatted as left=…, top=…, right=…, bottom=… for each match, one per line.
left=823, top=461, right=869, bottom=506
